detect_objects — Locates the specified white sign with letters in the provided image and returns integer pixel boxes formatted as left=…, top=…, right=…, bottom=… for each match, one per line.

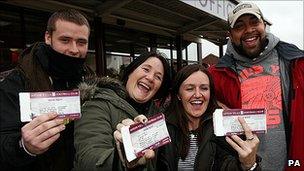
left=182, top=0, right=236, bottom=21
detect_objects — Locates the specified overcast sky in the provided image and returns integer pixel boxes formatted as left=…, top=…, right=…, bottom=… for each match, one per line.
left=201, top=0, right=304, bottom=59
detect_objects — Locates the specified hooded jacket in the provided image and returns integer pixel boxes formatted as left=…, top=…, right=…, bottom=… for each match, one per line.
left=0, top=42, right=94, bottom=171
left=209, top=36, right=304, bottom=169
left=74, top=77, right=159, bottom=171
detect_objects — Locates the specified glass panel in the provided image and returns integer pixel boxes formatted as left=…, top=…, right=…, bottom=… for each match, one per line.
left=187, top=43, right=198, bottom=61
left=106, top=53, right=132, bottom=78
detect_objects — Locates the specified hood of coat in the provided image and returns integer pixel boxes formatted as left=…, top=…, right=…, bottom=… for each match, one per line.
left=226, top=32, right=280, bottom=65
left=78, top=76, right=127, bottom=102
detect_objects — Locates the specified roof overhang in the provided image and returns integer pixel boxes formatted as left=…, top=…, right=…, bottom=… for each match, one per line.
left=1, top=0, right=239, bottom=46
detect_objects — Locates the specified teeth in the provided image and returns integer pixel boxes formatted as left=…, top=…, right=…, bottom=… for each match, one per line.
left=244, top=37, right=256, bottom=41
left=191, top=100, right=202, bottom=104
left=138, top=82, right=150, bottom=90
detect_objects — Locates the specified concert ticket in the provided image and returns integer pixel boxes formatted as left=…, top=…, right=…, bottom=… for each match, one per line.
left=19, top=90, right=81, bottom=122
left=213, top=108, right=267, bottom=136
left=121, top=113, right=171, bottom=162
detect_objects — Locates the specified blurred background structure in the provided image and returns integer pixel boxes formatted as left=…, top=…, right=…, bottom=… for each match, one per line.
left=0, top=0, right=242, bottom=76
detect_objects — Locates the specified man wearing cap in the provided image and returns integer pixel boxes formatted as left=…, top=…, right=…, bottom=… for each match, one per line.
left=209, top=2, right=304, bottom=171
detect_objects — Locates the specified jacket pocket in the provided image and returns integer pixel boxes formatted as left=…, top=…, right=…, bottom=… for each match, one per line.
left=95, top=148, right=114, bottom=166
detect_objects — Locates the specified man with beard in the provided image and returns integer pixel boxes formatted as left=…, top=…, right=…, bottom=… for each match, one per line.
left=0, top=9, right=93, bottom=170
left=209, top=2, right=304, bottom=171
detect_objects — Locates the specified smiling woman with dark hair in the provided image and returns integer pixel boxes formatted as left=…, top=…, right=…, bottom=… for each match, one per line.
left=121, top=51, right=171, bottom=102
left=74, top=51, right=171, bottom=170
left=156, top=64, right=261, bottom=171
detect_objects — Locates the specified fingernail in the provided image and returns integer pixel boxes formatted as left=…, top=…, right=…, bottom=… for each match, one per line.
left=63, top=118, right=70, bottom=125
left=51, top=113, right=58, bottom=117
left=62, top=125, right=66, bottom=130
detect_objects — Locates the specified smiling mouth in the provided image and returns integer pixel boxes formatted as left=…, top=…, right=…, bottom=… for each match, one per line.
left=242, top=36, right=259, bottom=47
left=244, top=36, right=257, bottom=42
left=137, top=82, right=151, bottom=93
left=190, top=100, right=203, bottom=105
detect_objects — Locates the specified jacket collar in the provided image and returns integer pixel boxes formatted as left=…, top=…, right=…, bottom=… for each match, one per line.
left=79, top=76, right=139, bottom=118
left=216, top=41, right=304, bottom=69
left=79, top=76, right=126, bottom=101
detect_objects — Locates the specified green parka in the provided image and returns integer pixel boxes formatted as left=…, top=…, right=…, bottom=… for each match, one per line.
left=74, top=77, right=159, bottom=171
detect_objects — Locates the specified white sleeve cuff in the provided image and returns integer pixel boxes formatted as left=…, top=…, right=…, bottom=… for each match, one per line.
left=20, top=138, right=37, bottom=157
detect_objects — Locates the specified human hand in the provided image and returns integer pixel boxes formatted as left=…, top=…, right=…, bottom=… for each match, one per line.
left=21, top=113, right=66, bottom=155
left=216, top=101, right=229, bottom=109
left=225, top=117, right=259, bottom=170
left=113, top=115, right=155, bottom=168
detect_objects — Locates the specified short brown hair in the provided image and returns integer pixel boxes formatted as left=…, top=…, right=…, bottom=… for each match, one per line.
left=46, top=9, right=90, bottom=35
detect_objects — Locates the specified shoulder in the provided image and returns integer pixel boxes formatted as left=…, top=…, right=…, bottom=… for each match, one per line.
left=276, top=41, right=304, bottom=60
left=0, top=69, right=15, bottom=82
left=81, top=89, right=124, bottom=112
left=0, top=69, right=26, bottom=92
left=81, top=88, right=138, bottom=123
left=165, top=120, right=180, bottom=142
left=276, top=41, right=302, bottom=50
left=79, top=76, right=126, bottom=102
left=83, top=64, right=96, bottom=77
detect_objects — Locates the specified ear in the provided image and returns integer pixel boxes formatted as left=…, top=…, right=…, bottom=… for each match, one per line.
left=45, top=31, right=51, bottom=45
left=227, top=31, right=232, bottom=39
left=177, top=95, right=181, bottom=101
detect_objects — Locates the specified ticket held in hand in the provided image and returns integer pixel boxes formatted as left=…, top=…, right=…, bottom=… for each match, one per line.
left=213, top=108, right=267, bottom=136
left=121, top=113, right=171, bottom=162
left=19, top=90, right=81, bottom=122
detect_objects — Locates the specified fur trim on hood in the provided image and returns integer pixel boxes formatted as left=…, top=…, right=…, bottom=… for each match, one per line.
left=78, top=76, right=127, bottom=102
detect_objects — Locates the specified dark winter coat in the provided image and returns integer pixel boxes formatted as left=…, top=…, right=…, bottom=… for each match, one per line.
left=0, top=42, right=93, bottom=171
left=74, top=77, right=159, bottom=171
left=156, top=111, right=261, bottom=171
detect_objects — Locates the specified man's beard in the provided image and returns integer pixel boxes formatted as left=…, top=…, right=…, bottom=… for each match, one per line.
left=233, top=35, right=268, bottom=59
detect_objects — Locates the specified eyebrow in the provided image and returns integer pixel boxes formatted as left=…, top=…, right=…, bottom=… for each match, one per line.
left=183, top=83, right=209, bottom=87
left=142, top=64, right=163, bottom=76
left=58, top=35, right=88, bottom=42
left=77, top=38, right=88, bottom=43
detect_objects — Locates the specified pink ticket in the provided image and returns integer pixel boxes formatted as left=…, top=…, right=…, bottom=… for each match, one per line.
left=19, top=90, right=81, bottom=122
left=121, top=113, right=171, bottom=162
left=213, top=108, right=267, bottom=136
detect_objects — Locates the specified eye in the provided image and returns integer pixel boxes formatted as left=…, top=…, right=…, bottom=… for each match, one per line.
left=185, top=86, right=194, bottom=91
left=77, top=39, right=88, bottom=46
left=60, top=38, right=69, bottom=44
left=155, top=75, right=162, bottom=81
left=250, top=19, right=261, bottom=26
left=233, top=22, right=245, bottom=30
left=200, top=86, right=209, bottom=91
left=142, top=67, right=149, bottom=72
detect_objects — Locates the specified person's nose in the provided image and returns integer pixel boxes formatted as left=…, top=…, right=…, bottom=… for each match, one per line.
left=194, top=88, right=202, bottom=98
left=244, top=24, right=256, bottom=34
left=68, top=42, right=80, bottom=57
left=145, top=72, right=154, bottom=82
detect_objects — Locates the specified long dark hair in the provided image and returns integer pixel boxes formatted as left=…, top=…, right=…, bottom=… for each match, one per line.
left=120, top=51, right=171, bottom=102
left=166, top=64, right=218, bottom=159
